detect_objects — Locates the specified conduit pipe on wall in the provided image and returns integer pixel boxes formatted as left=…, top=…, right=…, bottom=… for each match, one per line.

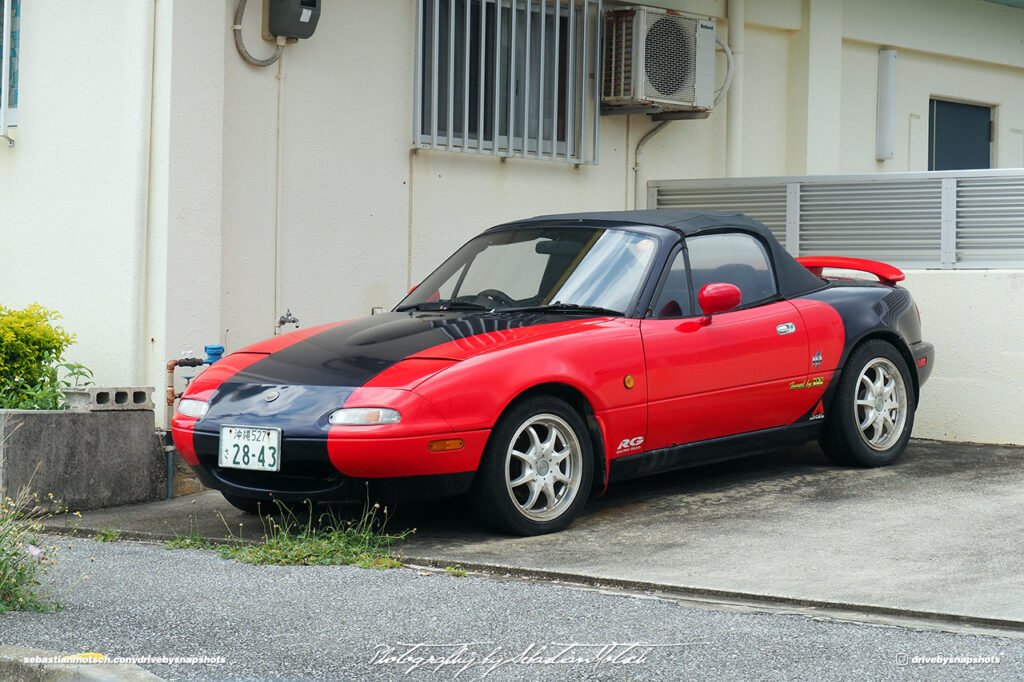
left=633, top=121, right=672, bottom=209
left=232, top=0, right=286, bottom=67
left=135, top=0, right=156, bottom=417
left=726, top=0, right=744, bottom=177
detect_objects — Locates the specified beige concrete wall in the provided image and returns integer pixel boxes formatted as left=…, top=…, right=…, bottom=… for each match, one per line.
left=905, top=270, right=1024, bottom=445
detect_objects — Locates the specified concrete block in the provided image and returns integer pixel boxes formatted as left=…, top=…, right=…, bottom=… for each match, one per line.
left=62, top=387, right=155, bottom=412
left=0, top=409, right=164, bottom=512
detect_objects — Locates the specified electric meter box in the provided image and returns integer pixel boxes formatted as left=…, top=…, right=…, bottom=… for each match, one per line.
left=264, top=0, right=321, bottom=41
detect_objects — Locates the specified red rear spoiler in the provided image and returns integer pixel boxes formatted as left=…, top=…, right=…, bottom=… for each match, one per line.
left=796, top=257, right=905, bottom=286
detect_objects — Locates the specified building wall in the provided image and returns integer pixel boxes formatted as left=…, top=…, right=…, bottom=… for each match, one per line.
left=2, top=0, right=1023, bottom=443
left=906, top=269, right=1024, bottom=445
left=0, top=1, right=153, bottom=386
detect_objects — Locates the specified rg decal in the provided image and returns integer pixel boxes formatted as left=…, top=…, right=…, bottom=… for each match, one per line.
left=617, top=436, right=645, bottom=454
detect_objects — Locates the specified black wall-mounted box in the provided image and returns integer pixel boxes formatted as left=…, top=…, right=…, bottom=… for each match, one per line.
left=264, top=0, right=321, bottom=41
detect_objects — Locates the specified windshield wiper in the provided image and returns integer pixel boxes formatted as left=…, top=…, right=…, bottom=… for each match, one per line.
left=504, top=303, right=624, bottom=317
left=396, top=298, right=492, bottom=312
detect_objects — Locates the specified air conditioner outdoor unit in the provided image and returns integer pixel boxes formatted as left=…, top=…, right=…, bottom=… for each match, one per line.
left=602, top=6, right=716, bottom=113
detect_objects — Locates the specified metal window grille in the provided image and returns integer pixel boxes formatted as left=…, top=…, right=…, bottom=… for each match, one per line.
left=1, top=0, right=18, bottom=139
left=414, top=0, right=602, bottom=164
left=649, top=169, right=1024, bottom=269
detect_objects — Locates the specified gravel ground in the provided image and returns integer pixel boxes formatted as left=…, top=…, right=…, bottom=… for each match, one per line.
left=0, top=536, right=1021, bottom=681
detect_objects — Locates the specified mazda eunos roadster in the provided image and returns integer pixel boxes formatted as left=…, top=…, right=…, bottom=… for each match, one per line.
left=172, top=210, right=934, bottom=535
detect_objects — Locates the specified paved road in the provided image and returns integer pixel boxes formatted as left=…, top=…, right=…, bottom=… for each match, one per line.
left=396, top=439, right=1024, bottom=627
left=0, top=537, right=1021, bottom=681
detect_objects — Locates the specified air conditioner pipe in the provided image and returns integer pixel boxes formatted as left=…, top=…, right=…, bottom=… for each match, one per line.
left=633, top=121, right=672, bottom=209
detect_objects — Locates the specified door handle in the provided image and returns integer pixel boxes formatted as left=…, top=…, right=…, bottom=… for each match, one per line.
left=776, top=322, right=796, bottom=335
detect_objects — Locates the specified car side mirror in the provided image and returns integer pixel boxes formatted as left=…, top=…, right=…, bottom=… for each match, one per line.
left=697, top=283, right=742, bottom=326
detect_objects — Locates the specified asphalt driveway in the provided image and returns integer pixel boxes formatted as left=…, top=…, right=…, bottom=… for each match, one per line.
left=48, top=439, right=1024, bottom=630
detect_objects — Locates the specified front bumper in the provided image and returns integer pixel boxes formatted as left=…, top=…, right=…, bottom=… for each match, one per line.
left=184, top=427, right=488, bottom=503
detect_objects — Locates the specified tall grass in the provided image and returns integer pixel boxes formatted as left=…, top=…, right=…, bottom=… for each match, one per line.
left=167, top=497, right=413, bottom=569
left=0, top=486, right=67, bottom=612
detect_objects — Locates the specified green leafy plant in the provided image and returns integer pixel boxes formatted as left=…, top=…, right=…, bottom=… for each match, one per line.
left=0, top=304, right=92, bottom=410
left=94, top=529, right=122, bottom=543
left=445, top=564, right=468, bottom=578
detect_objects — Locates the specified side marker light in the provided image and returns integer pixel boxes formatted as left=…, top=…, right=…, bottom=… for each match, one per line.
left=428, top=439, right=465, bottom=453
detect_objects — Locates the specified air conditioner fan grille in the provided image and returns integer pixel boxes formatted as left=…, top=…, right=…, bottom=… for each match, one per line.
left=644, top=15, right=697, bottom=102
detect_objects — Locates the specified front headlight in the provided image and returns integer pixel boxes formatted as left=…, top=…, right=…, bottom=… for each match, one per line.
left=177, top=398, right=209, bottom=418
left=328, top=407, right=401, bottom=426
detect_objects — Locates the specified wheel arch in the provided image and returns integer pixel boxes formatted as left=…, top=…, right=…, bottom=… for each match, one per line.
left=498, top=382, right=608, bottom=491
left=843, top=331, right=920, bottom=404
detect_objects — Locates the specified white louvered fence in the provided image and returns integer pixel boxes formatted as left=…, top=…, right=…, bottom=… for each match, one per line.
left=648, top=170, right=1024, bottom=269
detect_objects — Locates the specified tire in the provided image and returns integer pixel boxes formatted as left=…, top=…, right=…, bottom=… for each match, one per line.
left=471, top=396, right=593, bottom=536
left=820, top=339, right=915, bottom=467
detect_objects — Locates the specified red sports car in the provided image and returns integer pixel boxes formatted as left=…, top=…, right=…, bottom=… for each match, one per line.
left=172, top=210, right=933, bottom=535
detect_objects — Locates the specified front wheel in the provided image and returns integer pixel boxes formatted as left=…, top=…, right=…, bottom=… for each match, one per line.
left=471, top=396, right=593, bottom=535
left=820, top=339, right=915, bottom=467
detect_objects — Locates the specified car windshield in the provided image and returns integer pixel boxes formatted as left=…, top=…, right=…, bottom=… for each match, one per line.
left=397, top=227, right=658, bottom=315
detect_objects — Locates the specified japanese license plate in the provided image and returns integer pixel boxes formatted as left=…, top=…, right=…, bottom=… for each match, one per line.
left=219, top=425, right=282, bottom=472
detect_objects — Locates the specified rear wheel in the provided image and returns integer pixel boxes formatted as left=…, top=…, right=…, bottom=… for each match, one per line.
left=471, top=396, right=593, bottom=535
left=820, top=339, right=915, bottom=467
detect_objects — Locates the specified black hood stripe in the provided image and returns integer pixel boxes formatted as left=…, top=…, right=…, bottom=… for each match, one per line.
left=230, top=310, right=587, bottom=388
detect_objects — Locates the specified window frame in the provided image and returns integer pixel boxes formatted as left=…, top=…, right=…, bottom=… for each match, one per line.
left=928, top=97, right=993, bottom=172
left=682, top=230, right=782, bottom=314
left=1, top=0, right=18, bottom=139
left=413, top=0, right=602, bottom=164
left=648, top=244, right=694, bottom=319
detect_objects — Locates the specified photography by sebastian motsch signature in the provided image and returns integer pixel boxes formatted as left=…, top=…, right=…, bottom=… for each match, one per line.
left=368, top=641, right=698, bottom=677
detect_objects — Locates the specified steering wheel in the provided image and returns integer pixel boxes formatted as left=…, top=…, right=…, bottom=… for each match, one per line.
left=476, top=289, right=517, bottom=307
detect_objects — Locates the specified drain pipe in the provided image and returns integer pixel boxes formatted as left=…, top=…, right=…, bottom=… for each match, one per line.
left=163, top=345, right=225, bottom=499
left=633, top=120, right=672, bottom=209
left=726, top=0, right=744, bottom=177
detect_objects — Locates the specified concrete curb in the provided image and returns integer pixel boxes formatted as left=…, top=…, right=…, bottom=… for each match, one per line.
left=0, top=646, right=163, bottom=682
left=400, top=555, right=1024, bottom=635
left=39, top=524, right=263, bottom=547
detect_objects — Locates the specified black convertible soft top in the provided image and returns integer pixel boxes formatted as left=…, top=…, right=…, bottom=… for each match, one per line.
left=499, top=209, right=827, bottom=300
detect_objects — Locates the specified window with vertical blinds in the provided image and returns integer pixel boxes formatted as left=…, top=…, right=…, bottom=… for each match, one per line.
left=1, top=0, right=19, bottom=132
left=415, top=0, right=602, bottom=164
